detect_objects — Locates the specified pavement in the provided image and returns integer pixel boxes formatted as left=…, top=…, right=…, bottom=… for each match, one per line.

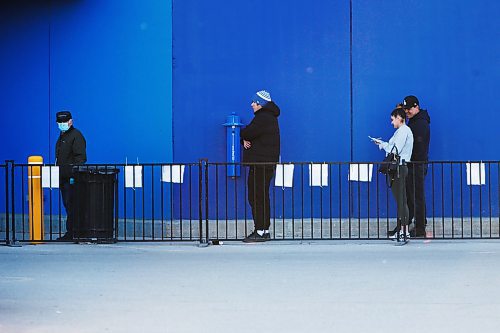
left=1, top=239, right=500, bottom=333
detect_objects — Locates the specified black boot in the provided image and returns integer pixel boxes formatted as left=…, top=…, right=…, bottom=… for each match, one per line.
left=56, top=233, right=73, bottom=241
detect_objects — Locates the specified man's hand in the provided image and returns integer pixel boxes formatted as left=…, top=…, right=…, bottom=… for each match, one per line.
left=243, top=140, right=252, bottom=149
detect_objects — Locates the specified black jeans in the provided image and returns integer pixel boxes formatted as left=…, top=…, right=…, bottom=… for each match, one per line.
left=247, top=165, right=276, bottom=231
left=406, top=163, right=428, bottom=232
left=391, top=165, right=409, bottom=228
left=60, top=180, right=74, bottom=234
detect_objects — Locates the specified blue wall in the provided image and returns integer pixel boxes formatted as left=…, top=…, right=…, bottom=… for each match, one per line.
left=173, top=0, right=351, bottom=162
left=0, top=0, right=172, bottom=164
left=173, top=0, right=499, bottom=163
left=352, top=0, right=499, bottom=162
left=171, top=0, right=499, bottom=219
left=2, top=0, right=498, bottom=164
left=1, top=0, right=498, bottom=220
left=0, top=2, right=50, bottom=163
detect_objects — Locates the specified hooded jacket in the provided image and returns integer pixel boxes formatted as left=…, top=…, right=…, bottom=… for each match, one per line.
left=408, top=109, right=431, bottom=162
left=241, top=101, right=280, bottom=163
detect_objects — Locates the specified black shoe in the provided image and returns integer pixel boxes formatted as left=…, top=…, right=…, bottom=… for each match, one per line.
left=243, top=230, right=266, bottom=243
left=56, top=233, right=73, bottom=241
left=409, top=229, right=426, bottom=238
left=263, top=233, right=271, bottom=241
left=387, top=227, right=399, bottom=237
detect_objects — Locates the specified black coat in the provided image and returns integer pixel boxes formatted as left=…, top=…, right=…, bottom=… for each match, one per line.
left=55, top=126, right=87, bottom=179
left=408, top=109, right=431, bottom=162
left=241, top=102, right=280, bottom=163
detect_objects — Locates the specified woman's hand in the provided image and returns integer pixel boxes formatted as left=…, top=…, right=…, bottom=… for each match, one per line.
left=243, top=140, right=252, bottom=149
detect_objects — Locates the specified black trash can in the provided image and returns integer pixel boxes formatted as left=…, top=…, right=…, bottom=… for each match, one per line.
left=73, top=166, right=119, bottom=243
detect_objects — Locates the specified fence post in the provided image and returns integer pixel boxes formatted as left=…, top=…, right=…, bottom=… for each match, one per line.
left=204, top=159, right=209, bottom=243
left=4, top=160, right=10, bottom=245
left=10, top=161, right=20, bottom=246
left=5, top=161, right=20, bottom=247
left=198, top=159, right=209, bottom=245
left=198, top=159, right=203, bottom=243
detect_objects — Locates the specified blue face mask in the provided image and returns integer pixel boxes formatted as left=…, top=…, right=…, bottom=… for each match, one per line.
left=58, top=122, right=70, bottom=132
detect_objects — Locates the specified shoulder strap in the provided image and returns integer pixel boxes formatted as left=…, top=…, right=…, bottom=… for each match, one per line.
left=390, top=144, right=399, bottom=156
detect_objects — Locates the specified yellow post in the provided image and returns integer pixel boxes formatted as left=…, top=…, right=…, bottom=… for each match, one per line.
left=28, top=156, right=44, bottom=243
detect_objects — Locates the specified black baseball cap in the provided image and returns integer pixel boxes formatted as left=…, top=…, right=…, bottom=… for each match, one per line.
left=402, top=95, right=419, bottom=109
left=56, top=111, right=72, bottom=123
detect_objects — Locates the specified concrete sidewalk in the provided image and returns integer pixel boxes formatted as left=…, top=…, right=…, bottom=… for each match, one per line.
left=1, top=240, right=500, bottom=333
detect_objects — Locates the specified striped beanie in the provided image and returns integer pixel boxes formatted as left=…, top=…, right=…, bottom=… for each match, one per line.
left=252, top=90, right=272, bottom=106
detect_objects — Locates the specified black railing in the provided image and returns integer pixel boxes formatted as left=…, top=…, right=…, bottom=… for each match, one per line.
left=205, top=161, right=500, bottom=240
left=1, top=161, right=9, bottom=244
left=1, top=160, right=499, bottom=244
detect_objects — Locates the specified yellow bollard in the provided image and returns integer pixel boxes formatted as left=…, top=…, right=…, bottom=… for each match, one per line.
left=28, top=156, right=44, bottom=243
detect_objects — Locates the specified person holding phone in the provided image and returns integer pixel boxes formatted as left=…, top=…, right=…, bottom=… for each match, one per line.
left=373, top=108, right=413, bottom=241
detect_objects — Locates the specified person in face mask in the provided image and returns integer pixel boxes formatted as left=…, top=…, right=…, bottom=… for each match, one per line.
left=55, top=110, right=87, bottom=241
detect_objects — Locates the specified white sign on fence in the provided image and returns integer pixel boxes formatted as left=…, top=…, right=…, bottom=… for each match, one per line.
left=162, top=165, right=185, bottom=183
left=309, top=163, right=328, bottom=187
left=125, top=165, right=143, bottom=188
left=348, top=163, right=373, bottom=182
left=466, top=162, right=485, bottom=185
left=274, top=164, right=294, bottom=187
left=41, top=166, right=59, bottom=188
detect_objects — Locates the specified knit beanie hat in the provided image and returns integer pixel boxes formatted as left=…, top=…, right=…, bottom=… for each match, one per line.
left=252, top=90, right=272, bottom=106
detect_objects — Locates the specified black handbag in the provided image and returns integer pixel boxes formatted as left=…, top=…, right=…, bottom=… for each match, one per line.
left=378, top=146, right=400, bottom=176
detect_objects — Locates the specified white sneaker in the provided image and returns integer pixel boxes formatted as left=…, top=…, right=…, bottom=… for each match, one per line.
left=398, top=230, right=410, bottom=242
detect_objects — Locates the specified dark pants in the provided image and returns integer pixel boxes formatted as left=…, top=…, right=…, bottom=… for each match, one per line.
left=60, top=180, right=74, bottom=235
left=247, top=165, right=276, bottom=231
left=391, top=165, right=409, bottom=228
left=406, top=163, right=428, bottom=232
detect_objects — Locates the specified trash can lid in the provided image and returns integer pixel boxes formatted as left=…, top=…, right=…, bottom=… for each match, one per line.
left=73, top=166, right=120, bottom=174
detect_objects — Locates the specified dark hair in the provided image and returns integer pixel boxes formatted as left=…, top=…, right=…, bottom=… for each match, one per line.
left=391, top=108, right=406, bottom=121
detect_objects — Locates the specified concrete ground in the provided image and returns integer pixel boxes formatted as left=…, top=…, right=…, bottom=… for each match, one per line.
left=1, top=240, right=500, bottom=333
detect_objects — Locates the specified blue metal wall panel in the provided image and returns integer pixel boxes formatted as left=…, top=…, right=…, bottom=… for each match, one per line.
left=173, top=0, right=351, bottom=163
left=0, top=2, right=50, bottom=163
left=352, top=0, right=499, bottom=162
left=173, top=0, right=351, bottom=218
left=0, top=0, right=173, bottom=164
left=49, top=0, right=173, bottom=163
left=352, top=0, right=500, bottom=218
left=1, top=0, right=498, bottom=222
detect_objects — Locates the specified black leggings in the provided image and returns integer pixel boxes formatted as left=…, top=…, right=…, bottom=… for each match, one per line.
left=391, top=165, right=409, bottom=228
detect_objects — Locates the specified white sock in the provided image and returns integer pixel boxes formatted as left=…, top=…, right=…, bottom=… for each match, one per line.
left=257, top=230, right=264, bottom=236
left=264, top=230, right=270, bottom=234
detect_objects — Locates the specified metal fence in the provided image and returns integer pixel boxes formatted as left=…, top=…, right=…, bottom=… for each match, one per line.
left=205, top=161, right=499, bottom=240
left=1, top=162, right=9, bottom=244
left=1, top=160, right=499, bottom=244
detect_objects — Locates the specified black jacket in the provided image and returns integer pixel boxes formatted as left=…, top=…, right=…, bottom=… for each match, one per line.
left=408, top=109, right=430, bottom=162
left=55, top=126, right=87, bottom=179
left=241, top=102, right=280, bottom=163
